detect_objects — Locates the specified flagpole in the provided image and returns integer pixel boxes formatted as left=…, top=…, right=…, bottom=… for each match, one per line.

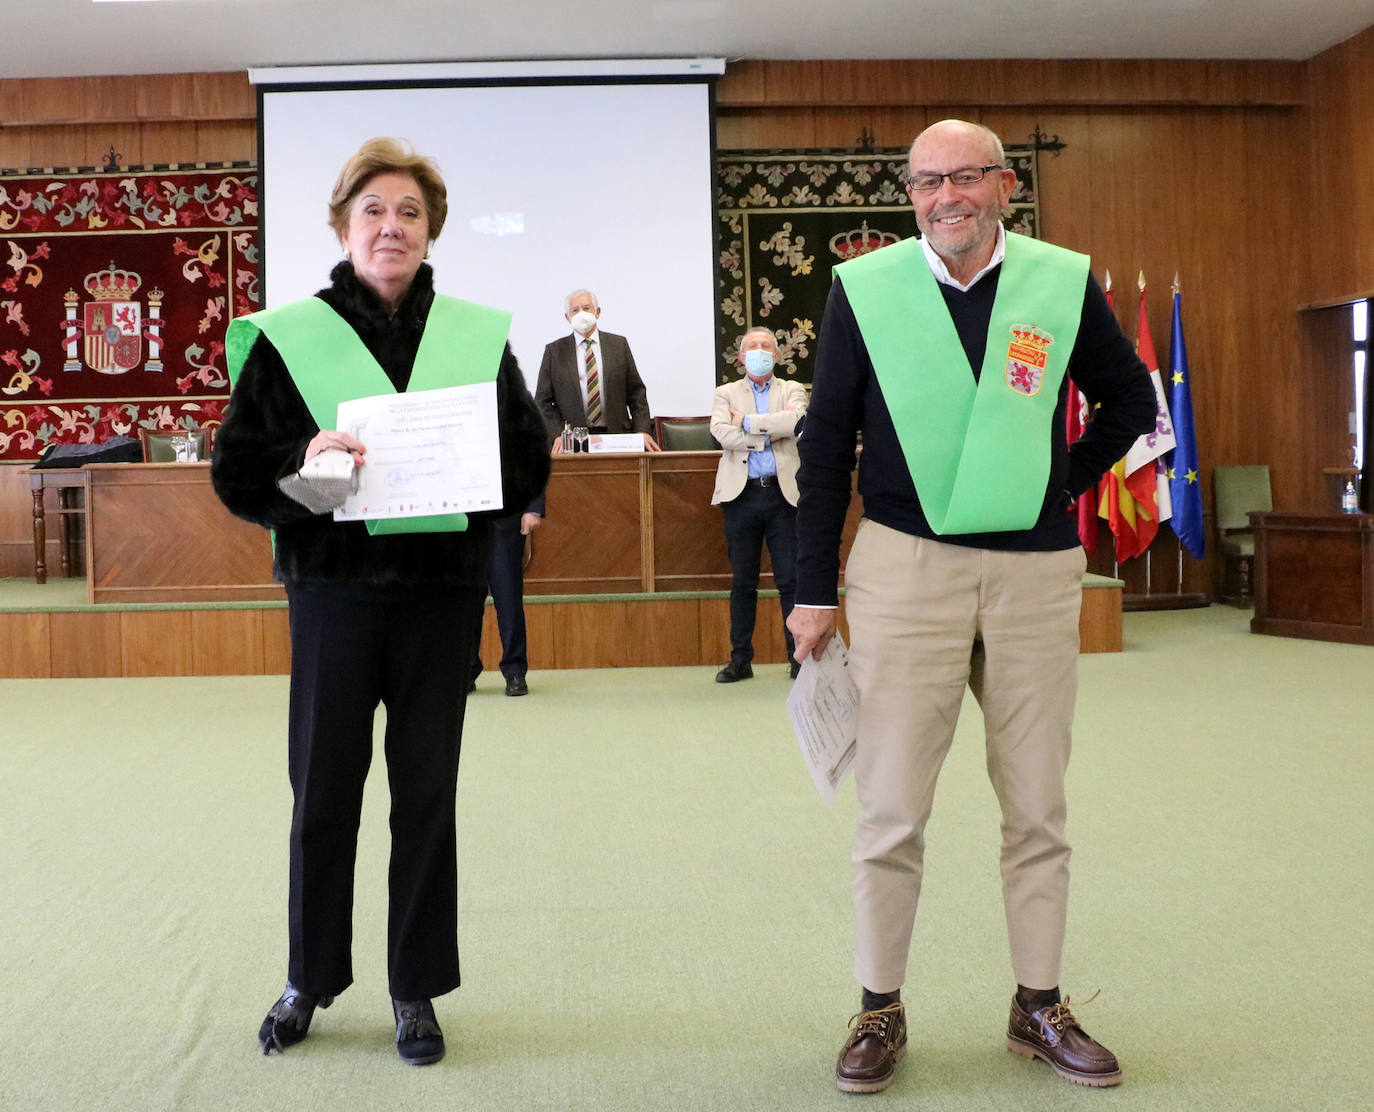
left=1173, top=272, right=1185, bottom=599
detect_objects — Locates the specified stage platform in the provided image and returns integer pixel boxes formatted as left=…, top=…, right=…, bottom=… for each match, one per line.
left=0, top=573, right=1123, bottom=679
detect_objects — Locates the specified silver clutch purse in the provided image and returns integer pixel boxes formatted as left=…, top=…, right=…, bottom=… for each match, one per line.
left=277, top=449, right=359, bottom=514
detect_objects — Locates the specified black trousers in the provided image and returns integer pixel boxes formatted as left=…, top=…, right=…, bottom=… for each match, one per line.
left=284, top=579, right=486, bottom=1001
left=472, top=512, right=528, bottom=680
left=721, top=479, right=798, bottom=663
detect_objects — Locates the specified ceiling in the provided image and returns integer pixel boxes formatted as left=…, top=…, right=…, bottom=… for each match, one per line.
left=9, top=0, right=1374, bottom=81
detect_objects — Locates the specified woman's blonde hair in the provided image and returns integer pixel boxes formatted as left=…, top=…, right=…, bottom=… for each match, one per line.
left=327, top=137, right=448, bottom=243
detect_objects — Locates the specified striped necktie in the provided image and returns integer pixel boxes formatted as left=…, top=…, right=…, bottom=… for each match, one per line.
left=584, top=337, right=602, bottom=426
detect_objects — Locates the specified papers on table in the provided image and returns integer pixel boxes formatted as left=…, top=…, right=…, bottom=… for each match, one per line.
left=333, top=382, right=503, bottom=522
left=786, top=634, right=858, bottom=806
left=587, top=433, right=645, bottom=453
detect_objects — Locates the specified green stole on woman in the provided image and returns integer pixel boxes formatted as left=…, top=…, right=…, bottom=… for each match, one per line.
left=226, top=294, right=510, bottom=534
left=837, top=231, right=1088, bottom=534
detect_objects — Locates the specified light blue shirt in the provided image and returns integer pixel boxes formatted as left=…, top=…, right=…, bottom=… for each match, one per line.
left=741, top=376, right=777, bottom=479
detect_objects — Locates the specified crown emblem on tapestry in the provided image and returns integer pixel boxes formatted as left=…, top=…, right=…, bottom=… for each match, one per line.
left=84, top=262, right=143, bottom=301
left=827, top=221, right=901, bottom=261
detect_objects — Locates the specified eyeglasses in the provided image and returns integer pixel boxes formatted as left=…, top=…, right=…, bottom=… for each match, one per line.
left=903, top=164, right=1003, bottom=192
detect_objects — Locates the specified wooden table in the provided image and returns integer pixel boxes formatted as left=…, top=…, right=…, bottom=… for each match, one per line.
left=28, top=467, right=89, bottom=583
left=84, top=462, right=282, bottom=604
left=527, top=451, right=864, bottom=595
left=1250, top=510, right=1374, bottom=644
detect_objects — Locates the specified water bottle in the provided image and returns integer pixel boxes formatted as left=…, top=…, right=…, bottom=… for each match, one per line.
left=561, top=423, right=572, bottom=453
left=1341, top=479, right=1359, bottom=514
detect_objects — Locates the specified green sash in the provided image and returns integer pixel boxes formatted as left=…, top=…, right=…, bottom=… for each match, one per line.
left=226, top=294, right=511, bottom=534
left=837, top=232, right=1088, bottom=534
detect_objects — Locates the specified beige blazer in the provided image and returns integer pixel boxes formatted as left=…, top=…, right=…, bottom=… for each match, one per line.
left=710, top=375, right=808, bottom=507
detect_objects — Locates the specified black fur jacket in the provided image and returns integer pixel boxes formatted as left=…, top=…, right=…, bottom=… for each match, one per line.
left=211, top=261, right=550, bottom=586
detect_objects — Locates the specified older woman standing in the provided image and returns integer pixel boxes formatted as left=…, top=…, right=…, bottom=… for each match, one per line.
left=212, top=138, right=548, bottom=1065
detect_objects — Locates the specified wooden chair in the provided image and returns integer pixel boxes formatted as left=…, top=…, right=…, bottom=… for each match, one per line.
left=138, top=427, right=207, bottom=463
left=1213, top=464, right=1272, bottom=606
left=653, top=416, right=717, bottom=452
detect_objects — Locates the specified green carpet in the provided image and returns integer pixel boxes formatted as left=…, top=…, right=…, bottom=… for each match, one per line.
left=1, top=605, right=1370, bottom=1110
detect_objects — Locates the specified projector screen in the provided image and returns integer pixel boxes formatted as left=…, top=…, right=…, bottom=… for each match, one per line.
left=256, top=68, right=719, bottom=420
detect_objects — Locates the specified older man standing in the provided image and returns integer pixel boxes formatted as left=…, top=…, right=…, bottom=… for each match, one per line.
left=710, top=326, right=807, bottom=682
left=788, top=120, right=1157, bottom=1093
left=535, top=288, right=657, bottom=452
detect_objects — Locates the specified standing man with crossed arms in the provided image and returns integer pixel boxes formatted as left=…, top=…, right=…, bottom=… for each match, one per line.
left=710, top=326, right=806, bottom=683
left=788, top=119, right=1156, bottom=1095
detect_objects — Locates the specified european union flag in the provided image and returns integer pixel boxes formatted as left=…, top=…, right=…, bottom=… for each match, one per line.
left=1166, top=288, right=1205, bottom=558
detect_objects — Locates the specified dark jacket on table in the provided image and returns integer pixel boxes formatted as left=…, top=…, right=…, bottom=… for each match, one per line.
left=211, top=261, right=550, bottom=587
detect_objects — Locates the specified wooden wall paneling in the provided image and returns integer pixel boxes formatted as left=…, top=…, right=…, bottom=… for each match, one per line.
left=628, top=598, right=702, bottom=666
left=1306, top=25, right=1374, bottom=304
left=715, top=108, right=819, bottom=151
left=477, top=604, right=500, bottom=671
left=20, top=125, right=87, bottom=169
left=0, top=129, right=31, bottom=171
left=195, top=120, right=256, bottom=163
left=92, top=123, right=147, bottom=168
left=0, top=612, right=51, bottom=678
left=49, top=610, right=123, bottom=677
left=697, top=597, right=730, bottom=664
left=716, top=60, right=767, bottom=105
left=552, top=600, right=630, bottom=669
left=119, top=609, right=194, bottom=676
left=0, top=79, right=22, bottom=126
left=0, top=466, right=35, bottom=579
left=134, top=73, right=201, bottom=121
left=189, top=71, right=256, bottom=119
left=523, top=601, right=557, bottom=671
left=127, top=120, right=202, bottom=166
left=190, top=608, right=266, bottom=676
left=18, top=79, right=83, bottom=124
left=262, top=608, right=291, bottom=674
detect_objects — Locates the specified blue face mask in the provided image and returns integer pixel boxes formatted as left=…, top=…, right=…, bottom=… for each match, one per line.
left=743, top=349, right=774, bottom=377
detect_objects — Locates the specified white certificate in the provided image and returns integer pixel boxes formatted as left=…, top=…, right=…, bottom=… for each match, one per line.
left=587, top=433, right=645, bottom=454
left=333, top=382, right=503, bottom=522
left=786, top=634, right=859, bottom=807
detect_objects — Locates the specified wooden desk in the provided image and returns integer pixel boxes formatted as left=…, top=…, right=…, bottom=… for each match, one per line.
left=528, top=451, right=864, bottom=595
left=28, top=468, right=89, bottom=584
left=1250, top=510, right=1374, bottom=645
left=84, top=463, right=282, bottom=604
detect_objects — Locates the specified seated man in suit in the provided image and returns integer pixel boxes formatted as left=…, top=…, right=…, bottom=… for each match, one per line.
left=710, top=326, right=807, bottom=683
left=535, top=288, right=659, bottom=453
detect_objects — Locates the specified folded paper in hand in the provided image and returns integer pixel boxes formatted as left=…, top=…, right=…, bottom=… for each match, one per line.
left=278, top=450, right=359, bottom=513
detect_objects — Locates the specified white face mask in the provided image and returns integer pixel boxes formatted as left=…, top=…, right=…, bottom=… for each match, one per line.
left=570, top=310, right=597, bottom=335
left=743, top=349, right=775, bottom=378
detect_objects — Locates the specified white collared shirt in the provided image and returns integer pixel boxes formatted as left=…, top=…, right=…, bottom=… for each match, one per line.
left=919, top=222, right=1007, bottom=292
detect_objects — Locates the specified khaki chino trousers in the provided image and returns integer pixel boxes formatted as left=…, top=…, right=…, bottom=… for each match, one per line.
left=844, top=519, right=1086, bottom=993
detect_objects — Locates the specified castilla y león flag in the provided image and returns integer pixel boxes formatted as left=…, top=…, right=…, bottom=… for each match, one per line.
left=1098, top=274, right=1175, bottom=561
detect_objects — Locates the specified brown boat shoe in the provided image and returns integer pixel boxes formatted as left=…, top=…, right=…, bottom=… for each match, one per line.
left=1006, top=994, right=1122, bottom=1087
left=835, top=1002, right=907, bottom=1093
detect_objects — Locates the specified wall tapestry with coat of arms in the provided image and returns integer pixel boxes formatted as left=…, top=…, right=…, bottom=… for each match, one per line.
left=0, top=163, right=257, bottom=462
left=714, top=146, right=1039, bottom=386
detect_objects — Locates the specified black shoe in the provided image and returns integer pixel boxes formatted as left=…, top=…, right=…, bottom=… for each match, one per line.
left=505, top=675, right=529, bottom=696
left=715, top=660, right=753, bottom=683
left=258, top=982, right=335, bottom=1055
left=789, top=659, right=802, bottom=680
left=393, top=997, right=445, bottom=1065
